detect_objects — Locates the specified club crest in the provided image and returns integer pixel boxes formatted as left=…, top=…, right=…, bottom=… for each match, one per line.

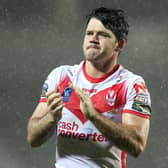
left=105, top=89, right=116, bottom=106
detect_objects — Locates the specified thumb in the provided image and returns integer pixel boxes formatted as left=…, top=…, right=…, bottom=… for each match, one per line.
left=55, top=84, right=60, bottom=92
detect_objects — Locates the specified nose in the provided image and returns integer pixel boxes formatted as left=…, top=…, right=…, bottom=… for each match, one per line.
left=90, top=33, right=99, bottom=44
left=92, top=32, right=98, bottom=40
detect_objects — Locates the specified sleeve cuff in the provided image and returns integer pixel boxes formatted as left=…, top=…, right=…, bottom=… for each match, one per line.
left=39, top=97, right=47, bottom=103
left=122, top=109, right=150, bottom=119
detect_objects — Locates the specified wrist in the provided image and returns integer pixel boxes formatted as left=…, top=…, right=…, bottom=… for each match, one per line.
left=88, top=109, right=100, bottom=121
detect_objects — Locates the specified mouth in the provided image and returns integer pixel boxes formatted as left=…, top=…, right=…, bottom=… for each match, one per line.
left=87, top=45, right=100, bottom=50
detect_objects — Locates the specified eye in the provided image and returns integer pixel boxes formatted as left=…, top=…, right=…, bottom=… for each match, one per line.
left=86, top=31, right=93, bottom=36
left=99, top=32, right=111, bottom=38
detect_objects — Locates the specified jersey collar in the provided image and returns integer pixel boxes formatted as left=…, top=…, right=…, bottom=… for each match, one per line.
left=82, top=61, right=120, bottom=83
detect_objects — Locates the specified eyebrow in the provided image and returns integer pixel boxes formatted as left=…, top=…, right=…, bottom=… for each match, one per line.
left=86, top=30, right=112, bottom=37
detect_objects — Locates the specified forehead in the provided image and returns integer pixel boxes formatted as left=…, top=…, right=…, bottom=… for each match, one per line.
left=86, top=17, right=112, bottom=33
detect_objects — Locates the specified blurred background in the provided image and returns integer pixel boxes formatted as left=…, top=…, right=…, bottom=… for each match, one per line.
left=0, top=0, right=168, bottom=167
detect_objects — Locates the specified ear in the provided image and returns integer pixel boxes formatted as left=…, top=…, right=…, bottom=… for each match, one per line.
left=115, top=39, right=126, bottom=51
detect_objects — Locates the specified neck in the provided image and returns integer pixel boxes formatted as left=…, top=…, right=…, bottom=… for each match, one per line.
left=85, top=59, right=117, bottom=78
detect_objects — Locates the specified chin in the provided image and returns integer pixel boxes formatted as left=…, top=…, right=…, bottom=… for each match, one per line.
left=85, top=51, right=99, bottom=60
left=86, top=56, right=97, bottom=62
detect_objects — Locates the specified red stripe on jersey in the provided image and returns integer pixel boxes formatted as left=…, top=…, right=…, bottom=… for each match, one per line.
left=65, top=91, right=88, bottom=124
left=59, top=76, right=88, bottom=124
left=123, top=109, right=150, bottom=119
left=134, top=82, right=147, bottom=94
left=39, top=97, right=47, bottom=102
left=121, top=152, right=126, bottom=168
left=91, top=81, right=128, bottom=113
left=82, top=61, right=120, bottom=83
left=59, top=76, right=72, bottom=94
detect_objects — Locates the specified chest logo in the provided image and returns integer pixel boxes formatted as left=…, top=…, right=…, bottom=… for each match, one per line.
left=105, top=89, right=116, bottom=106
left=62, top=87, right=73, bottom=102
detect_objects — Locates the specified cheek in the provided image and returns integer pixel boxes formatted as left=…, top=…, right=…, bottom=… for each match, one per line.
left=82, top=40, right=86, bottom=51
left=83, top=37, right=91, bottom=53
left=106, top=42, right=116, bottom=51
left=102, top=45, right=115, bottom=56
left=83, top=38, right=87, bottom=49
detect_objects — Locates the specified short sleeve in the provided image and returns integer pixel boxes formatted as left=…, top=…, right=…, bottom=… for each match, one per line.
left=122, top=77, right=151, bottom=119
left=39, top=67, right=62, bottom=103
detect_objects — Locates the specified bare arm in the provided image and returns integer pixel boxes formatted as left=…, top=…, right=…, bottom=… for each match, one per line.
left=70, top=84, right=150, bottom=157
left=90, top=112, right=149, bottom=157
left=27, top=90, right=64, bottom=147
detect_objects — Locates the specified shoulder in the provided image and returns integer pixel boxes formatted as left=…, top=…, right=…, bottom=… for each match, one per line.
left=44, top=61, right=84, bottom=86
left=120, top=66, right=151, bottom=104
left=49, top=61, right=83, bottom=77
left=118, top=66, right=151, bottom=97
left=119, top=66, right=146, bottom=86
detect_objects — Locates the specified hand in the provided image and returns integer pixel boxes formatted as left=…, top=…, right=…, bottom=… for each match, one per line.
left=46, top=86, right=64, bottom=121
left=69, top=83, right=98, bottom=120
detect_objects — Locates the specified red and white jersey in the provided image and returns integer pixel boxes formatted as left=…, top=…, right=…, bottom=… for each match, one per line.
left=40, top=61, right=151, bottom=168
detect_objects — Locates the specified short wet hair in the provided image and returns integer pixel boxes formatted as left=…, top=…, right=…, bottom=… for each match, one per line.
left=86, top=7, right=129, bottom=41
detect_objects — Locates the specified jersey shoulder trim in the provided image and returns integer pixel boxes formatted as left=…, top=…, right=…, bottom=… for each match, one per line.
left=123, top=109, right=150, bottom=119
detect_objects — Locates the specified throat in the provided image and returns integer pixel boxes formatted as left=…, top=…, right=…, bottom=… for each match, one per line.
left=85, top=60, right=118, bottom=78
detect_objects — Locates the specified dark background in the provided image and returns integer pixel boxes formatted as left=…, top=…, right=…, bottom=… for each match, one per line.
left=0, top=0, right=167, bottom=168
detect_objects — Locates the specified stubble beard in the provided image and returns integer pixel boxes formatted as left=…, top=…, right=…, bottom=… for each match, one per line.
left=84, top=49, right=116, bottom=72
left=85, top=49, right=102, bottom=63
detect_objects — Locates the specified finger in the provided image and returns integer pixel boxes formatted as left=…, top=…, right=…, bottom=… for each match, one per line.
left=54, top=84, right=60, bottom=92
left=50, top=103, right=64, bottom=120
left=54, top=103, right=64, bottom=112
left=47, top=93, right=62, bottom=105
left=49, top=97, right=63, bottom=110
left=69, top=83, right=85, bottom=100
left=46, top=85, right=60, bottom=97
left=51, top=104, right=64, bottom=116
left=46, top=90, right=55, bottom=97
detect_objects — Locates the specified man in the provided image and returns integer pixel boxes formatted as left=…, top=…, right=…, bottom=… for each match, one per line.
left=27, top=7, right=151, bottom=168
